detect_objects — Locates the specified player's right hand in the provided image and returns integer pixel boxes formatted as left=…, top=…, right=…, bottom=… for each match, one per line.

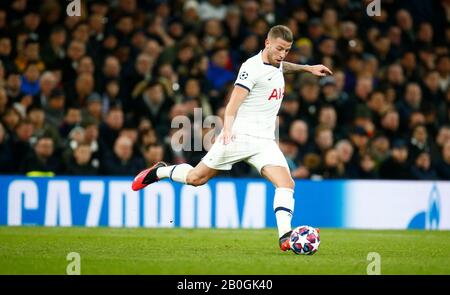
left=220, top=129, right=233, bottom=145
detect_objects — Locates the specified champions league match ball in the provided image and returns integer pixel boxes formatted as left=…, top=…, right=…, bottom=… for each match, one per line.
left=289, top=226, right=321, bottom=255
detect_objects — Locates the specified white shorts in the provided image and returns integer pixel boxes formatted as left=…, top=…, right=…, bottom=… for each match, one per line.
left=201, top=134, right=289, bottom=174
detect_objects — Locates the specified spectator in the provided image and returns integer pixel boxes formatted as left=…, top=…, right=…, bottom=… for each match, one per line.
left=76, top=56, right=95, bottom=76
left=422, top=70, right=444, bottom=106
left=11, top=119, right=34, bottom=172
left=15, top=38, right=45, bottom=73
left=223, top=6, right=246, bottom=50
left=367, top=90, right=389, bottom=127
left=0, top=0, right=447, bottom=179
left=82, top=119, right=102, bottom=170
left=65, top=143, right=99, bottom=175
left=182, top=1, right=201, bottom=33
left=279, top=137, right=298, bottom=172
left=379, top=139, right=413, bottom=180
left=100, top=56, right=121, bottom=89
left=1, top=107, right=21, bottom=136
left=400, top=51, right=420, bottom=82
left=21, top=61, right=42, bottom=97
left=99, top=106, right=124, bottom=152
left=126, top=52, right=154, bottom=102
left=0, top=36, right=14, bottom=73
left=0, top=87, right=8, bottom=115
left=358, top=153, right=378, bottom=179
left=101, top=135, right=145, bottom=175
left=199, top=0, right=227, bottom=21
left=35, top=71, right=57, bottom=108
left=430, top=125, right=450, bottom=163
left=59, top=106, right=82, bottom=139
left=396, top=82, right=422, bottom=130
left=62, top=40, right=86, bottom=82
left=134, top=80, right=172, bottom=138
left=319, top=148, right=344, bottom=179
left=289, top=119, right=314, bottom=162
left=0, top=122, right=13, bottom=172
left=349, top=126, right=369, bottom=157
left=143, top=143, right=165, bottom=167
left=6, top=71, right=25, bottom=103
left=82, top=92, right=103, bottom=123
left=411, top=152, right=438, bottom=180
left=335, top=139, right=358, bottom=178
left=385, top=63, right=405, bottom=98
left=317, top=104, right=343, bottom=141
left=207, top=47, right=234, bottom=92
left=67, top=72, right=95, bottom=108
left=370, top=133, right=391, bottom=165
left=27, top=106, right=61, bottom=148
left=41, top=26, right=67, bottom=70
left=298, top=74, right=320, bottom=126
left=279, top=94, right=300, bottom=133
left=320, top=75, right=349, bottom=120
left=408, top=124, right=430, bottom=160
left=44, top=89, right=66, bottom=127
left=436, top=141, right=450, bottom=180
left=313, top=125, right=334, bottom=156
left=202, top=19, right=225, bottom=52
left=380, top=108, right=401, bottom=142
left=21, top=136, right=60, bottom=175
left=436, top=55, right=449, bottom=92
left=180, top=78, right=213, bottom=117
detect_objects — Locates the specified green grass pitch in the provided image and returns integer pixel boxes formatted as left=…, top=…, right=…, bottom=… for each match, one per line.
left=0, top=227, right=449, bottom=274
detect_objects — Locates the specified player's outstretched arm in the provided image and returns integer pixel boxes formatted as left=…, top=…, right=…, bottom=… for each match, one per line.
left=282, top=62, right=333, bottom=76
left=221, top=85, right=249, bottom=145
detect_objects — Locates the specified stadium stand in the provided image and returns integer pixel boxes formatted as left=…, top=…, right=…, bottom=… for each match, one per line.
left=0, top=0, right=448, bottom=180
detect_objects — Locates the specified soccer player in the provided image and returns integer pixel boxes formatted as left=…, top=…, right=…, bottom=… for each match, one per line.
left=132, top=25, right=332, bottom=251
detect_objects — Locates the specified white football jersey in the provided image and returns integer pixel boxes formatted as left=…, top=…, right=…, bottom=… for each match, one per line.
left=233, top=51, right=285, bottom=139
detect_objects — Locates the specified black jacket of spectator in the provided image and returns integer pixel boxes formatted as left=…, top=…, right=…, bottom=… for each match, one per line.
left=101, top=152, right=145, bottom=176
left=65, top=158, right=99, bottom=176
left=20, top=152, right=61, bottom=174
left=10, top=137, right=32, bottom=173
left=435, top=161, right=450, bottom=180
left=98, top=122, right=120, bottom=153
left=0, top=138, right=13, bottom=173
left=411, top=166, right=439, bottom=180
left=357, top=168, right=378, bottom=180
left=379, top=157, right=413, bottom=180
left=133, top=95, right=173, bottom=139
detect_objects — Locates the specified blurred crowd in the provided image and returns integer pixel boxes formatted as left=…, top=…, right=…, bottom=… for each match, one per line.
left=0, top=0, right=449, bottom=180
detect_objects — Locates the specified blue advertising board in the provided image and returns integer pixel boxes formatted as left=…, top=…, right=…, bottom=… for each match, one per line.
left=1, top=177, right=448, bottom=229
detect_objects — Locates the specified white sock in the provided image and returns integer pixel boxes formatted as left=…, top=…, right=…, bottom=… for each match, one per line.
left=273, top=187, right=295, bottom=238
left=156, top=164, right=194, bottom=184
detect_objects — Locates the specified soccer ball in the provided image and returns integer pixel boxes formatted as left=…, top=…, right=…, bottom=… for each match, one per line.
left=289, top=225, right=320, bottom=255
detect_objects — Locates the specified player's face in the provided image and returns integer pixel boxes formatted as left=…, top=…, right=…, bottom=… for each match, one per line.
left=266, top=37, right=292, bottom=67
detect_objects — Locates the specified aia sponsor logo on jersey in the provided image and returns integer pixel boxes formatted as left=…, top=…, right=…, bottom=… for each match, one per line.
left=268, top=87, right=284, bottom=100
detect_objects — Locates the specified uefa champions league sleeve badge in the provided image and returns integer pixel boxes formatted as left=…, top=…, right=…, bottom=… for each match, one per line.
left=239, top=71, right=248, bottom=80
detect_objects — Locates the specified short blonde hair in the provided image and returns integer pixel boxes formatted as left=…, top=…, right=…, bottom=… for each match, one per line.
left=268, top=25, right=293, bottom=42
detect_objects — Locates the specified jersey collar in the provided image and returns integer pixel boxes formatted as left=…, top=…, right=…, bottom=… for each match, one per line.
left=259, top=50, right=281, bottom=69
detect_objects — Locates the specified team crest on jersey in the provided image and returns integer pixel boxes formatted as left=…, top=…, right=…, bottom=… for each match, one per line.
left=239, top=71, right=248, bottom=80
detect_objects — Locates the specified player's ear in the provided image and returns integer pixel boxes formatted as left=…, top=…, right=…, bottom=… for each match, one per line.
left=265, top=38, right=269, bottom=48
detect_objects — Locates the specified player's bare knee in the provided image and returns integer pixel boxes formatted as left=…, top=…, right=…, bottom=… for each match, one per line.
left=186, top=173, right=207, bottom=187
left=191, top=177, right=207, bottom=187
left=185, top=172, right=196, bottom=186
left=285, top=178, right=295, bottom=190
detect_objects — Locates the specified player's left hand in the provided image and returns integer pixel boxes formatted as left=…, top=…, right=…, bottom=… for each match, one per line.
left=308, top=64, right=333, bottom=76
